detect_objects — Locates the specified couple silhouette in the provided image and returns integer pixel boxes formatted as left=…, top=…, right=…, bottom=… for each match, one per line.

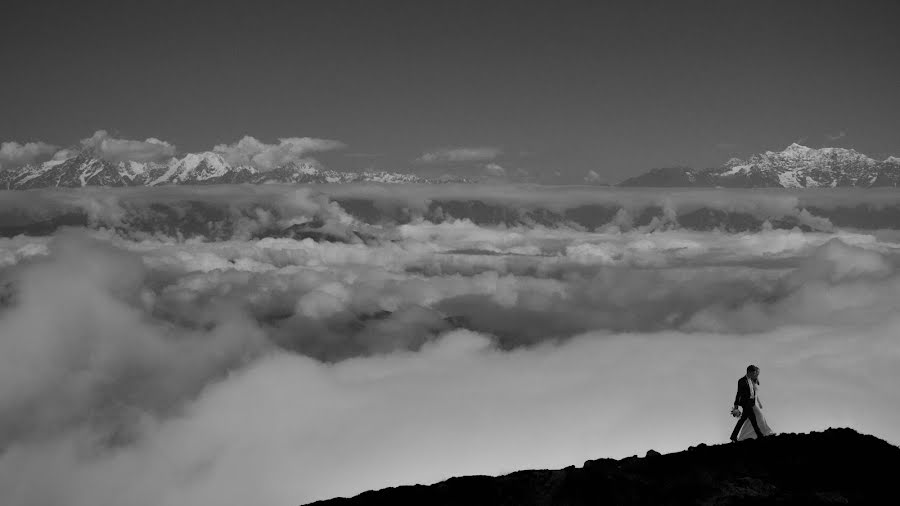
left=730, top=364, right=773, bottom=442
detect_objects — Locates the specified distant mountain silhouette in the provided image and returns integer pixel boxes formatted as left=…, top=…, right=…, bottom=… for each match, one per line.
left=306, top=428, right=898, bottom=505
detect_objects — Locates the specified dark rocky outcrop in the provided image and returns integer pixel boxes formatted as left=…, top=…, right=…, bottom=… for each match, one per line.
left=618, top=167, right=718, bottom=187
left=306, top=428, right=898, bottom=505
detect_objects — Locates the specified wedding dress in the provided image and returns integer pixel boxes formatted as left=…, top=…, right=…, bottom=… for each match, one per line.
left=737, top=390, right=774, bottom=440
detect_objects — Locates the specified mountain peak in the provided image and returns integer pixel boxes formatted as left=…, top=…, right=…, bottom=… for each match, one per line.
left=723, top=157, right=744, bottom=168
left=278, top=160, right=321, bottom=175
left=174, top=151, right=228, bottom=171
left=775, top=142, right=813, bottom=156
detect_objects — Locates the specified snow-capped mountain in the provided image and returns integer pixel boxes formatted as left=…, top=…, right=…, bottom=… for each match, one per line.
left=148, top=151, right=234, bottom=185
left=4, top=152, right=140, bottom=189
left=619, top=144, right=900, bottom=188
left=1, top=151, right=471, bottom=190
left=5, top=143, right=898, bottom=190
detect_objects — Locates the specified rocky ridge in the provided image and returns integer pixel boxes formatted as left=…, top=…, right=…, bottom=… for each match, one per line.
left=306, top=428, right=899, bottom=505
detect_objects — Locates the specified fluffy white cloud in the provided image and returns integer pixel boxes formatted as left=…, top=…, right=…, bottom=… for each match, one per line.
left=484, top=163, right=506, bottom=177
left=583, top=169, right=603, bottom=183
left=51, top=148, right=77, bottom=161
left=417, top=146, right=502, bottom=163
left=213, top=136, right=346, bottom=170
left=0, top=141, right=58, bottom=169
left=79, top=130, right=177, bottom=163
left=2, top=186, right=900, bottom=505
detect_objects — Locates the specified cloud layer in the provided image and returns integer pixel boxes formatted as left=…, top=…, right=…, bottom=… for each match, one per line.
left=13, top=184, right=900, bottom=241
left=1, top=185, right=900, bottom=505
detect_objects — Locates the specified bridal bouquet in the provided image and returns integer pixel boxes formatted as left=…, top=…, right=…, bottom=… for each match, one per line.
left=730, top=407, right=741, bottom=417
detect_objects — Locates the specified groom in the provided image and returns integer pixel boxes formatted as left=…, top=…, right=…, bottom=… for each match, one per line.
left=730, top=364, right=765, bottom=442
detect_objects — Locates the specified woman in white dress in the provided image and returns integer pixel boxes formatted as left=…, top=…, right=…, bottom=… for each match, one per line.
left=736, top=382, right=774, bottom=440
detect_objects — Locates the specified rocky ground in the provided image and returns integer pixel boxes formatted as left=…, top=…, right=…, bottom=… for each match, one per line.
left=306, top=428, right=898, bottom=505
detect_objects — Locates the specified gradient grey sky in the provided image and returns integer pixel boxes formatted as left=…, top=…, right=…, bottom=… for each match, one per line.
left=2, top=0, right=898, bottom=182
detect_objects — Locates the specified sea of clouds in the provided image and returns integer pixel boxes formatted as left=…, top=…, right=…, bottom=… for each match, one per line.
left=1, top=184, right=900, bottom=505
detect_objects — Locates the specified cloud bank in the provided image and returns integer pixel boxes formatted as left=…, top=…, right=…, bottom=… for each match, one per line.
left=418, top=146, right=502, bottom=163
left=213, top=136, right=346, bottom=170
left=1, top=185, right=899, bottom=505
left=8, top=185, right=900, bottom=243
left=0, top=141, right=58, bottom=170
left=79, top=130, right=177, bottom=164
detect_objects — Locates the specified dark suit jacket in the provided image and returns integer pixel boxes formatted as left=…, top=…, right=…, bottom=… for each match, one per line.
left=733, top=376, right=758, bottom=407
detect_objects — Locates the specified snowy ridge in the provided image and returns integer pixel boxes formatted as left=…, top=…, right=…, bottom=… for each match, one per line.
left=5, top=143, right=899, bottom=190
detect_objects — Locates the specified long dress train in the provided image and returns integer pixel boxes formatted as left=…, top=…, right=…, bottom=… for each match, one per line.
left=737, top=400, right=774, bottom=440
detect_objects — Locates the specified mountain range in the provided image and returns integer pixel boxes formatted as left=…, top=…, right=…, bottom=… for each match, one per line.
left=618, top=143, right=900, bottom=188
left=0, top=150, right=471, bottom=190
left=2, top=144, right=900, bottom=190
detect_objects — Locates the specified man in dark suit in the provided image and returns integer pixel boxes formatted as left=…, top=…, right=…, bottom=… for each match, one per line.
left=730, top=364, right=765, bottom=442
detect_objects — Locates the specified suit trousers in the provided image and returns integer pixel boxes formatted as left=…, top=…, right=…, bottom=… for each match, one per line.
left=731, top=398, right=764, bottom=440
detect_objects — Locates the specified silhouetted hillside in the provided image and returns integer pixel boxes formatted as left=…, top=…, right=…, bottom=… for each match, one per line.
left=306, top=428, right=898, bottom=505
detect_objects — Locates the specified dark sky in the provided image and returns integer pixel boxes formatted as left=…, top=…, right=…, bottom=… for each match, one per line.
left=2, top=0, right=899, bottom=182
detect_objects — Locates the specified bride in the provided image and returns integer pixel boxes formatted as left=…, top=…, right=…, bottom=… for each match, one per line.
left=737, top=387, right=774, bottom=440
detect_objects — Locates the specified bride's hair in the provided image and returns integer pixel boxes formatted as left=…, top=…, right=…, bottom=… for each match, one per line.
left=747, top=364, right=760, bottom=384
